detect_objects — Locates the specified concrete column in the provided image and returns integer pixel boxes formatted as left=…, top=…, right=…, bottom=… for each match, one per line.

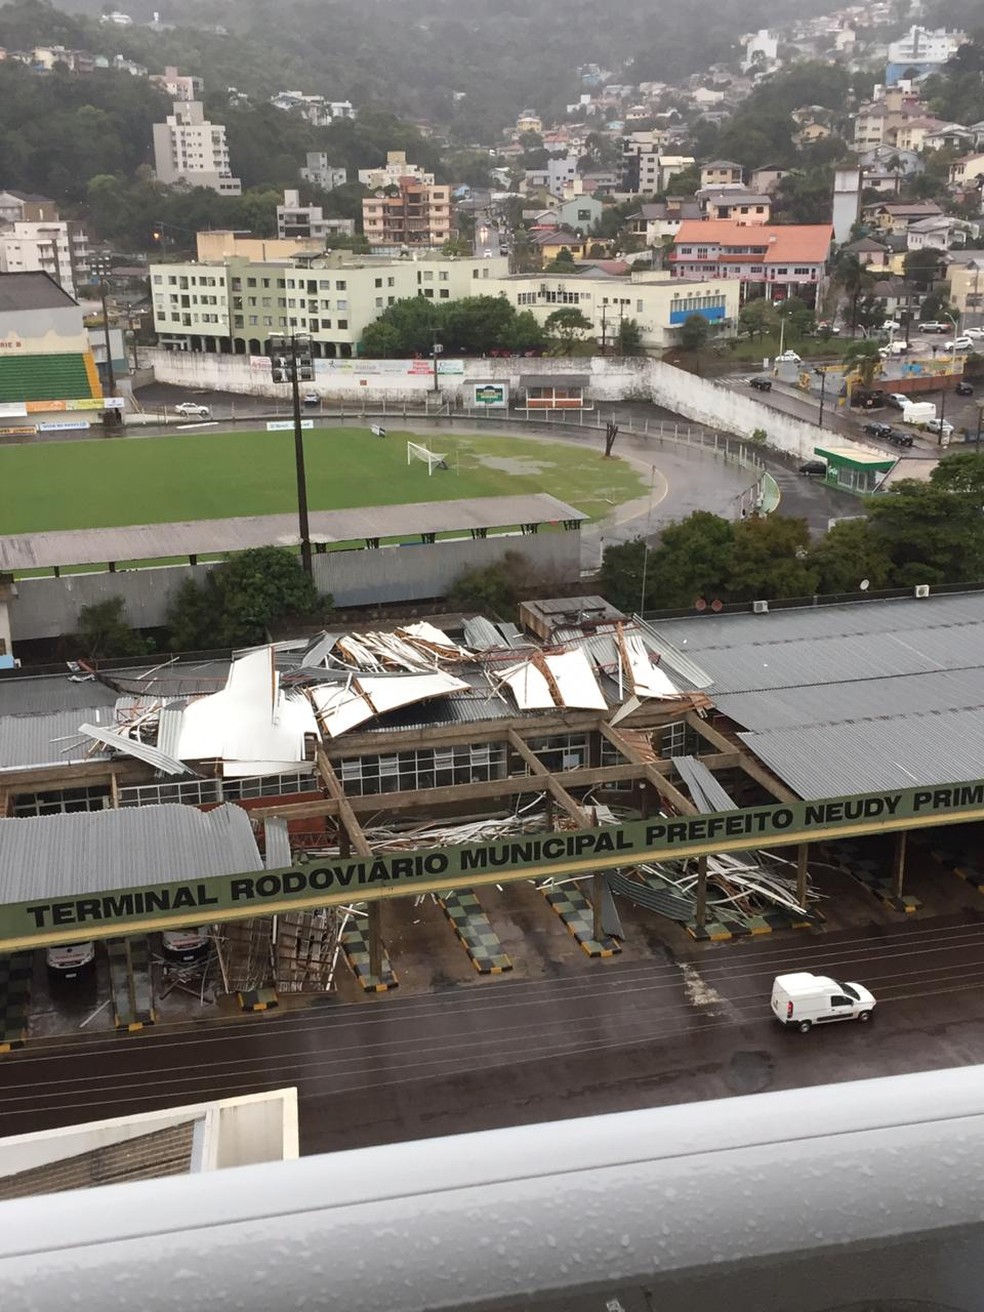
left=796, top=843, right=810, bottom=909
left=368, top=901, right=383, bottom=979
left=695, top=854, right=708, bottom=930
left=892, top=830, right=908, bottom=901
left=592, top=871, right=604, bottom=942
left=0, top=575, right=14, bottom=663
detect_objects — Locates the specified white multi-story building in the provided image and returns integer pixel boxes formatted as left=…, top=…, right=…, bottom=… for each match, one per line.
left=270, top=92, right=355, bottom=126
left=886, top=26, right=966, bottom=85
left=489, top=267, right=739, bottom=351
left=152, top=100, right=241, bottom=195
left=276, top=190, right=355, bottom=241
left=357, top=150, right=435, bottom=190
left=150, top=252, right=508, bottom=356
left=149, top=65, right=204, bottom=101
left=300, top=153, right=348, bottom=192
left=0, top=219, right=89, bottom=298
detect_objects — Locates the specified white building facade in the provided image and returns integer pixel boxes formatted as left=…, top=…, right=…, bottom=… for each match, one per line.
left=152, top=100, right=241, bottom=195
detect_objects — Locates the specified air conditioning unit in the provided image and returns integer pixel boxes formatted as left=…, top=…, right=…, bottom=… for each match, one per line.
left=752, top=599, right=769, bottom=614
left=914, top=584, right=930, bottom=598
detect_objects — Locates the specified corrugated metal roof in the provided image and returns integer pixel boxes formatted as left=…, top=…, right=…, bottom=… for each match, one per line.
left=714, top=668, right=984, bottom=734
left=78, top=723, right=193, bottom=776
left=0, top=707, right=113, bottom=771
left=0, top=495, right=586, bottom=571
left=264, top=817, right=292, bottom=870
left=0, top=803, right=263, bottom=903
left=0, top=675, right=118, bottom=717
left=739, top=708, right=984, bottom=800
left=673, top=755, right=737, bottom=812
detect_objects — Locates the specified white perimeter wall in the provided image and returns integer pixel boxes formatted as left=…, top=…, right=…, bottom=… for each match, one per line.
left=144, top=349, right=859, bottom=460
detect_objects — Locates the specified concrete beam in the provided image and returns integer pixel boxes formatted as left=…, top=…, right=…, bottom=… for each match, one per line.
left=684, top=711, right=799, bottom=804
left=599, top=722, right=697, bottom=816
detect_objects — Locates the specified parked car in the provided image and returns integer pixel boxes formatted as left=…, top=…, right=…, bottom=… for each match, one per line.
left=771, top=972, right=876, bottom=1033
left=161, top=928, right=211, bottom=964
left=173, top=401, right=211, bottom=417
left=749, top=376, right=772, bottom=391
left=816, top=321, right=840, bottom=336
left=886, top=429, right=914, bottom=447
left=918, top=321, right=948, bottom=334
left=775, top=350, right=802, bottom=363
left=881, top=319, right=902, bottom=332
left=798, top=460, right=827, bottom=476
left=926, top=418, right=955, bottom=436
left=46, top=941, right=96, bottom=981
left=885, top=393, right=909, bottom=410
left=863, top=421, right=894, bottom=438
left=302, top=391, right=319, bottom=405
left=878, top=341, right=909, bottom=357
left=964, top=327, right=984, bottom=340
left=956, top=380, right=975, bottom=396
left=944, top=336, right=974, bottom=352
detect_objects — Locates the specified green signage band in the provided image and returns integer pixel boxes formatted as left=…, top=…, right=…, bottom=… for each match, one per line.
left=7, top=780, right=984, bottom=950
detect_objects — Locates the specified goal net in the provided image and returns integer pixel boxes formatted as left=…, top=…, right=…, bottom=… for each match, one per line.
left=407, top=440, right=449, bottom=475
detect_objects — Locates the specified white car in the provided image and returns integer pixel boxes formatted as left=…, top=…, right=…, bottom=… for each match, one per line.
left=302, top=391, right=319, bottom=405
left=965, top=326, right=984, bottom=340
left=46, top=941, right=96, bottom=980
left=775, top=350, right=802, bottom=363
left=944, top=337, right=974, bottom=352
left=926, top=418, right=954, bottom=436
left=173, top=401, right=211, bottom=417
left=878, top=341, right=909, bottom=357
left=771, top=972, right=876, bottom=1033
left=881, top=319, right=902, bottom=332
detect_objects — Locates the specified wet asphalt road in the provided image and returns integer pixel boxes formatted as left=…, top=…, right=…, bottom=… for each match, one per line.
left=4, top=911, right=984, bottom=1155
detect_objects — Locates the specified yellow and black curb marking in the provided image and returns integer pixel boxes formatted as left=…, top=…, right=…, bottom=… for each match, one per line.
left=0, top=952, right=31, bottom=1053
left=108, top=936, right=156, bottom=1030
left=238, top=987, right=279, bottom=1011
left=825, top=842, right=920, bottom=915
left=341, top=923, right=398, bottom=992
left=540, top=884, right=620, bottom=958
left=438, top=890, right=512, bottom=974
left=929, top=844, right=984, bottom=895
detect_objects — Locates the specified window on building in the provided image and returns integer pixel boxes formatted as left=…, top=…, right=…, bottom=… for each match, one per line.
left=247, top=277, right=256, bottom=287
left=338, top=318, right=348, bottom=329
left=439, top=289, right=450, bottom=299
left=335, top=280, right=347, bottom=290
left=374, top=277, right=382, bottom=287
left=439, top=271, right=449, bottom=282
left=12, top=785, right=111, bottom=817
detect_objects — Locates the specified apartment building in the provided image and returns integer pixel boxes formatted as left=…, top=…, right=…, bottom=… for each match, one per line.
left=152, top=100, right=241, bottom=195
left=886, top=25, right=966, bottom=85
left=0, top=217, right=89, bottom=297
left=669, top=220, right=833, bottom=304
left=300, top=153, right=348, bottom=192
left=149, top=65, right=203, bottom=101
left=151, top=252, right=508, bottom=356
left=621, top=142, right=695, bottom=195
left=276, top=190, right=355, bottom=242
left=699, top=160, right=743, bottom=189
left=362, top=178, right=452, bottom=249
left=357, top=150, right=435, bottom=191
left=489, top=267, right=739, bottom=351
left=0, top=191, right=60, bottom=224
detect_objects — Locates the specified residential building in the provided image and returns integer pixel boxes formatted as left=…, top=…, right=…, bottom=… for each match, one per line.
left=0, top=190, right=59, bottom=224
left=863, top=200, right=943, bottom=235
left=150, top=251, right=508, bottom=356
left=668, top=220, right=833, bottom=304
left=362, top=177, right=451, bottom=249
left=0, top=217, right=89, bottom=298
left=946, top=253, right=984, bottom=324
left=269, top=92, right=355, bottom=126
left=357, top=151, right=435, bottom=191
left=196, top=231, right=324, bottom=262
left=886, top=26, right=966, bottom=86
left=700, top=161, right=743, bottom=190
left=749, top=165, right=790, bottom=194
left=552, top=195, right=604, bottom=231
left=893, top=117, right=951, bottom=153
left=858, top=146, right=923, bottom=175
left=906, top=216, right=966, bottom=252
left=528, top=228, right=590, bottom=263
left=699, top=189, right=771, bottom=224
left=276, top=190, right=355, bottom=242
left=523, top=154, right=580, bottom=198
left=149, top=65, right=203, bottom=101
left=627, top=199, right=701, bottom=246
left=839, top=237, right=890, bottom=271
left=743, top=28, right=778, bottom=72
left=516, top=110, right=543, bottom=135
left=948, top=153, right=984, bottom=188
left=490, top=266, right=739, bottom=351
left=152, top=100, right=241, bottom=195
left=300, top=153, right=348, bottom=192
left=870, top=277, right=924, bottom=324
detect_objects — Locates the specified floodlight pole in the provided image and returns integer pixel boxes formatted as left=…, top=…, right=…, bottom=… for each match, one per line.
left=814, top=366, right=826, bottom=428
left=431, top=336, right=443, bottom=394
left=271, top=333, right=313, bottom=577
left=99, top=279, right=116, bottom=397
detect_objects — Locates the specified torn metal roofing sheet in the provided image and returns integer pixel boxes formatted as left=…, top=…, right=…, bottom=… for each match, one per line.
left=0, top=495, right=585, bottom=571
left=0, top=707, right=113, bottom=772
left=310, top=669, right=471, bottom=738
left=672, top=755, right=737, bottom=813
left=499, top=662, right=554, bottom=711
left=621, top=632, right=680, bottom=699
left=462, top=616, right=509, bottom=650
left=544, top=650, right=607, bottom=710
left=264, top=817, right=292, bottom=870
left=78, top=723, right=193, bottom=776
left=0, top=803, right=263, bottom=905
left=175, top=648, right=318, bottom=771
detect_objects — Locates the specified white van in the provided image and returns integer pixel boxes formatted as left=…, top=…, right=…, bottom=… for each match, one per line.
left=771, top=972, right=876, bottom=1032
left=46, top=941, right=96, bottom=981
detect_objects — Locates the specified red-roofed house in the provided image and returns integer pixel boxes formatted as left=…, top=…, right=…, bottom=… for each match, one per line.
left=668, top=220, right=833, bottom=304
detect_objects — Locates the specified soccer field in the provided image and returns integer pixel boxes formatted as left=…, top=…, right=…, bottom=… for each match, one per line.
left=0, top=427, right=645, bottom=534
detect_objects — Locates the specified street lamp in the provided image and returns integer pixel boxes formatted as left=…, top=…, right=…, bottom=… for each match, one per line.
left=431, top=335, right=443, bottom=394
left=814, top=366, right=826, bottom=428
left=269, top=333, right=314, bottom=577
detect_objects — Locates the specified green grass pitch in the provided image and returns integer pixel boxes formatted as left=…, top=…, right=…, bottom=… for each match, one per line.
left=0, top=427, right=645, bottom=534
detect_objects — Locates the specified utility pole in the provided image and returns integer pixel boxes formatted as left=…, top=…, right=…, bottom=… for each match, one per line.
left=431, top=334, right=443, bottom=394
left=270, top=333, right=314, bottom=577
left=814, top=367, right=826, bottom=428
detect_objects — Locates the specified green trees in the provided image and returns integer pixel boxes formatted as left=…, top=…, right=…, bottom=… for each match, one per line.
left=601, top=454, right=984, bottom=613
left=544, top=307, right=593, bottom=351
left=679, top=314, right=711, bottom=352
left=360, top=296, right=546, bottom=357
left=165, top=548, right=330, bottom=649
left=76, top=597, right=150, bottom=661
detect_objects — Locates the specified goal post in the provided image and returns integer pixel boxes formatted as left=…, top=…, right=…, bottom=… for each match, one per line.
left=406, top=440, right=449, bottom=475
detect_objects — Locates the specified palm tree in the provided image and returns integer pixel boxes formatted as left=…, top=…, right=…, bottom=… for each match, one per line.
left=835, top=252, right=873, bottom=337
